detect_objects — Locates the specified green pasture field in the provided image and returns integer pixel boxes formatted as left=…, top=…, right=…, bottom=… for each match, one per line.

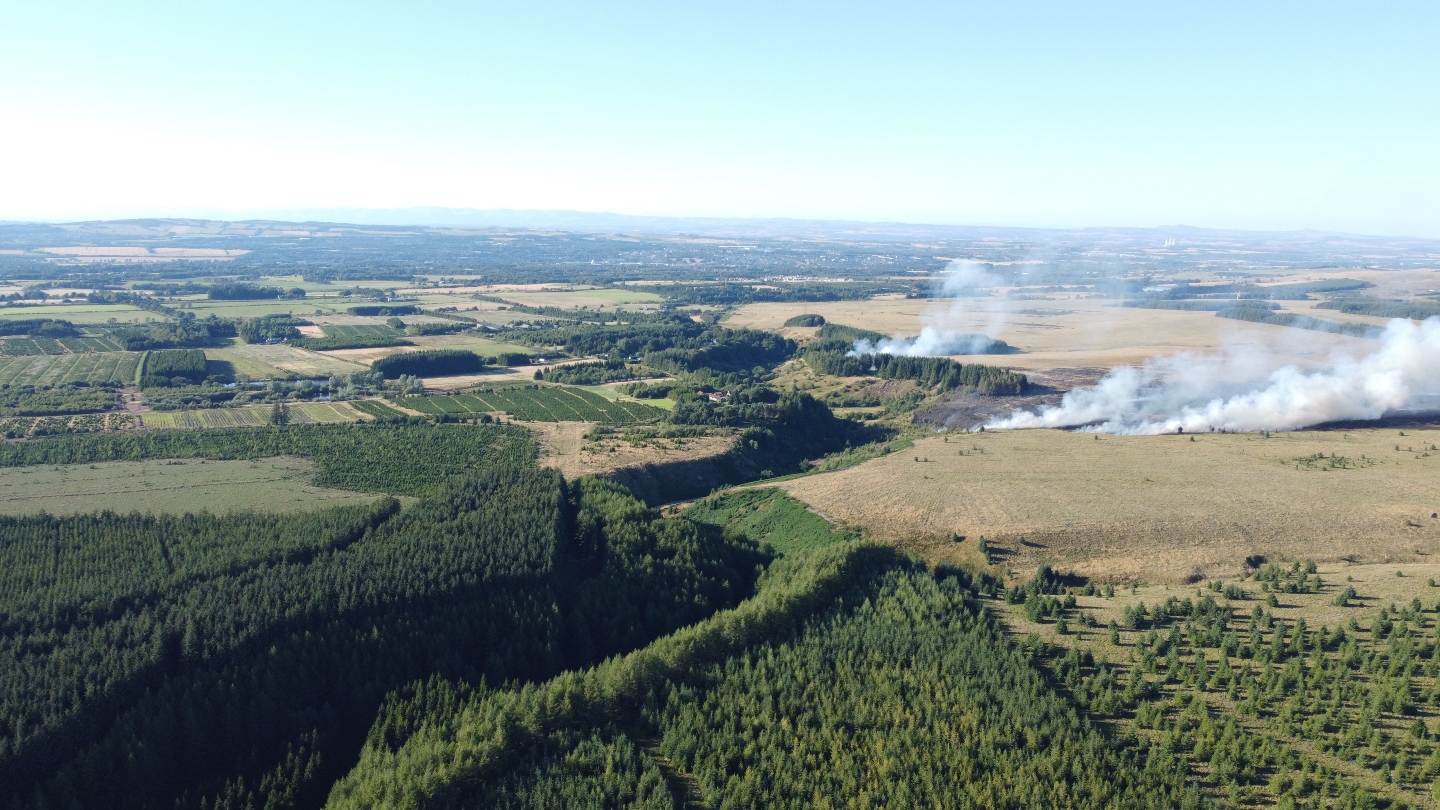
left=574, top=383, right=623, bottom=400
left=138, top=400, right=378, bottom=429
left=0, top=304, right=156, bottom=324
left=393, top=385, right=663, bottom=423
left=0, top=353, right=142, bottom=386
left=684, top=487, right=858, bottom=555
left=0, top=456, right=382, bottom=515
left=0, top=336, right=126, bottom=356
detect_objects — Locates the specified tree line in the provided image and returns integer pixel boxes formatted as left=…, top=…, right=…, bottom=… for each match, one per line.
left=500, top=315, right=797, bottom=377
left=371, top=350, right=487, bottom=379
left=806, top=350, right=1028, bottom=395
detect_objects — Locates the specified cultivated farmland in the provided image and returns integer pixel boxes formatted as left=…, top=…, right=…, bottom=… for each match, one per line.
left=317, top=324, right=404, bottom=340
left=137, top=400, right=386, bottom=429
left=0, top=336, right=127, bottom=355
left=0, top=353, right=142, bottom=386
left=391, top=385, right=663, bottom=423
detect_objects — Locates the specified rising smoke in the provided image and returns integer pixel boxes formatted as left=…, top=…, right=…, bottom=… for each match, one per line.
left=986, top=317, right=1440, bottom=434
left=849, top=261, right=1011, bottom=357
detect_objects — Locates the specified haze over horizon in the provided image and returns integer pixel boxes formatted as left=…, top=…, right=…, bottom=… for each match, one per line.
left=3, top=2, right=1437, bottom=238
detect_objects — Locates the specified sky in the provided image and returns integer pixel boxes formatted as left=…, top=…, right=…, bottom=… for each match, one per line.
left=2, top=2, right=1437, bottom=236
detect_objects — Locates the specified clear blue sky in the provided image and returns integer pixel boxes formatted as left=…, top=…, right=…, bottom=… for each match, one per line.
left=2, top=2, right=1437, bottom=236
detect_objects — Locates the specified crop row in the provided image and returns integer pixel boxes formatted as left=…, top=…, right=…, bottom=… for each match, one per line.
left=349, top=399, right=407, bottom=419
left=0, top=337, right=126, bottom=356
left=320, top=324, right=402, bottom=339
left=0, top=353, right=142, bottom=386
left=0, top=413, right=137, bottom=438
left=394, top=386, right=662, bottom=423
left=139, top=401, right=379, bottom=429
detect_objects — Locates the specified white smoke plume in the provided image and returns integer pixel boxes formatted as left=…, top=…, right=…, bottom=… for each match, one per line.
left=849, top=261, right=1011, bottom=357
left=986, top=317, right=1440, bottom=434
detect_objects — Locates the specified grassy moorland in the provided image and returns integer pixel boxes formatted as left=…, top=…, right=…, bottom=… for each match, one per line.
left=783, top=427, right=1440, bottom=583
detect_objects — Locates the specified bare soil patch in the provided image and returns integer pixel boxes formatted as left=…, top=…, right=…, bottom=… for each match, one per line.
left=532, top=421, right=736, bottom=479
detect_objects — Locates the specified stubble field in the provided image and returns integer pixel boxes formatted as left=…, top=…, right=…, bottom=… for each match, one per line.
left=780, top=427, right=1440, bottom=584
left=726, top=296, right=1378, bottom=373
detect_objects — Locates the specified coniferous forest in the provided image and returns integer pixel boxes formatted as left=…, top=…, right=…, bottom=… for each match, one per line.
left=0, top=423, right=766, bottom=809
left=7, top=412, right=1437, bottom=809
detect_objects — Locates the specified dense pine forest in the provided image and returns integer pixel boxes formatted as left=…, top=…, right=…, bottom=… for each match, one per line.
left=0, top=428, right=768, bottom=809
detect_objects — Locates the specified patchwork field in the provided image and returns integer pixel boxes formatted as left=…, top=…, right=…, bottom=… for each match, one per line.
left=726, top=296, right=1377, bottom=373
left=781, top=426, right=1440, bottom=584
left=0, top=352, right=141, bottom=385
left=0, top=457, right=382, bottom=515
left=391, top=385, right=663, bottom=423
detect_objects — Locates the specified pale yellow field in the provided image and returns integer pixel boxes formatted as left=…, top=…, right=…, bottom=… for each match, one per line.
left=490, top=289, right=664, bottom=310
left=727, top=296, right=1378, bottom=373
left=306, top=314, right=452, bottom=327
left=208, top=344, right=368, bottom=379
left=781, top=427, right=1440, bottom=583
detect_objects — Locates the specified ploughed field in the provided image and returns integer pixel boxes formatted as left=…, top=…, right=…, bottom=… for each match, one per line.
left=781, top=426, right=1440, bottom=583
